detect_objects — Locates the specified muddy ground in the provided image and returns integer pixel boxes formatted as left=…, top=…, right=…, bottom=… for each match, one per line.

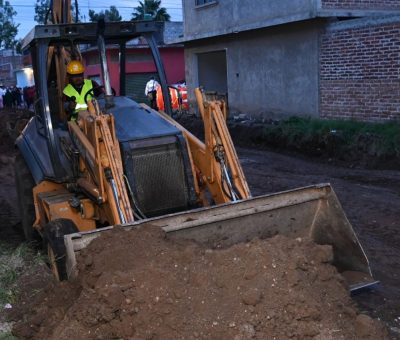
left=0, top=109, right=399, bottom=338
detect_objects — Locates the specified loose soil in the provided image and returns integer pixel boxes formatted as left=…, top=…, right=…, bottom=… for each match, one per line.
left=0, top=109, right=27, bottom=245
left=10, top=226, right=389, bottom=339
left=1, top=109, right=399, bottom=339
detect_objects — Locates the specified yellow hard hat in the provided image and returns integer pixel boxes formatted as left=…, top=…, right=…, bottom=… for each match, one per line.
left=67, top=60, right=84, bottom=75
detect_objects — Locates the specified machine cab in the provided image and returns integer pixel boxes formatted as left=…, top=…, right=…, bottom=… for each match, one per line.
left=17, top=20, right=174, bottom=183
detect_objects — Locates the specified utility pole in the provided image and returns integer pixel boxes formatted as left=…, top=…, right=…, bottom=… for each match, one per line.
left=74, top=0, right=79, bottom=22
left=143, top=0, right=152, bottom=20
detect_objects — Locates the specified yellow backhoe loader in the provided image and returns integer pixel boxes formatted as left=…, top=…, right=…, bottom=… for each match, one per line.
left=14, top=0, right=376, bottom=290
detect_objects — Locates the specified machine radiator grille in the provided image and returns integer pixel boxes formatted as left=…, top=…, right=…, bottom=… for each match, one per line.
left=127, top=138, right=190, bottom=217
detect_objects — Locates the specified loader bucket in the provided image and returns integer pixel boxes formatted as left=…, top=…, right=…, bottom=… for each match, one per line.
left=65, top=184, right=376, bottom=291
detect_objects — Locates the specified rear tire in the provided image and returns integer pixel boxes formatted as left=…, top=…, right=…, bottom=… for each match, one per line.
left=14, top=153, right=38, bottom=242
left=43, top=219, right=78, bottom=281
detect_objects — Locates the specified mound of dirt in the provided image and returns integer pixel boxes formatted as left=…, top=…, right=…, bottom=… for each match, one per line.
left=11, top=225, right=388, bottom=339
left=176, top=116, right=400, bottom=170
left=0, top=109, right=31, bottom=236
left=0, top=109, right=32, bottom=154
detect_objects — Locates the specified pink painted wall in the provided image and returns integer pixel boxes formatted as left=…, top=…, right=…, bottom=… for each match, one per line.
left=83, top=47, right=185, bottom=95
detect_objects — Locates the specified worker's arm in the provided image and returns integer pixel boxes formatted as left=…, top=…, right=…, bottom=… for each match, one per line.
left=63, top=94, right=77, bottom=120
left=91, top=80, right=103, bottom=97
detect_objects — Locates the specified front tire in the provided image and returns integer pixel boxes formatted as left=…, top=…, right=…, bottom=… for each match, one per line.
left=43, top=219, right=78, bottom=281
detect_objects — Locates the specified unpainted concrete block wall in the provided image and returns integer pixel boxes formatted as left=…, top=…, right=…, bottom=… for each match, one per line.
left=184, top=23, right=320, bottom=119
left=321, top=0, right=400, bottom=10
left=320, top=20, right=400, bottom=121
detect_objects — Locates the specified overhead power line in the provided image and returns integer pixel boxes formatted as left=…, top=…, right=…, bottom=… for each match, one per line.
left=10, top=4, right=182, bottom=10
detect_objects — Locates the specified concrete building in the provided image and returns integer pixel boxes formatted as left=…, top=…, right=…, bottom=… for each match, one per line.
left=178, top=0, right=400, bottom=121
left=15, top=67, right=35, bottom=88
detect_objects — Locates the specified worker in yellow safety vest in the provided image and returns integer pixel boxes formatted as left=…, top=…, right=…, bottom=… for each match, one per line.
left=63, top=60, right=102, bottom=121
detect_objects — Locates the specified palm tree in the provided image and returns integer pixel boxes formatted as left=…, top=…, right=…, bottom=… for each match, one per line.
left=131, top=0, right=171, bottom=21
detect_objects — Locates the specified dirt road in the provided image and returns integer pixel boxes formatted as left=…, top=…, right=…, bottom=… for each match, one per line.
left=238, top=147, right=400, bottom=335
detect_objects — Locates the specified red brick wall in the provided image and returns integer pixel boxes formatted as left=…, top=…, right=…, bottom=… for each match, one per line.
left=320, top=22, right=400, bottom=121
left=322, top=0, right=400, bottom=10
left=0, top=55, right=23, bottom=87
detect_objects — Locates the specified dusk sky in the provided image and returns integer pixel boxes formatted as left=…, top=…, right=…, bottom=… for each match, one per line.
left=9, top=0, right=183, bottom=39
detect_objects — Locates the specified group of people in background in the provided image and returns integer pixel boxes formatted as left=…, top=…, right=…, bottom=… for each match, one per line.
left=0, top=85, right=35, bottom=110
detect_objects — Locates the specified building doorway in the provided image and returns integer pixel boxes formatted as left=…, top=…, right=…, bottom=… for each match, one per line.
left=197, top=50, right=227, bottom=96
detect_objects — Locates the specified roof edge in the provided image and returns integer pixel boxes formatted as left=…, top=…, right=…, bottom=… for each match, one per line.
left=172, top=9, right=400, bottom=44
left=170, top=11, right=316, bottom=44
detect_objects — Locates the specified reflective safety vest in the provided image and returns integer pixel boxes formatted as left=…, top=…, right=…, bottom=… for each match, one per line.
left=63, top=79, right=94, bottom=120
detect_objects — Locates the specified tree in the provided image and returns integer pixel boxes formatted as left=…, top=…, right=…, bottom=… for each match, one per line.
left=89, top=6, right=122, bottom=22
left=34, top=0, right=50, bottom=24
left=131, top=0, right=171, bottom=21
left=0, top=0, right=19, bottom=49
